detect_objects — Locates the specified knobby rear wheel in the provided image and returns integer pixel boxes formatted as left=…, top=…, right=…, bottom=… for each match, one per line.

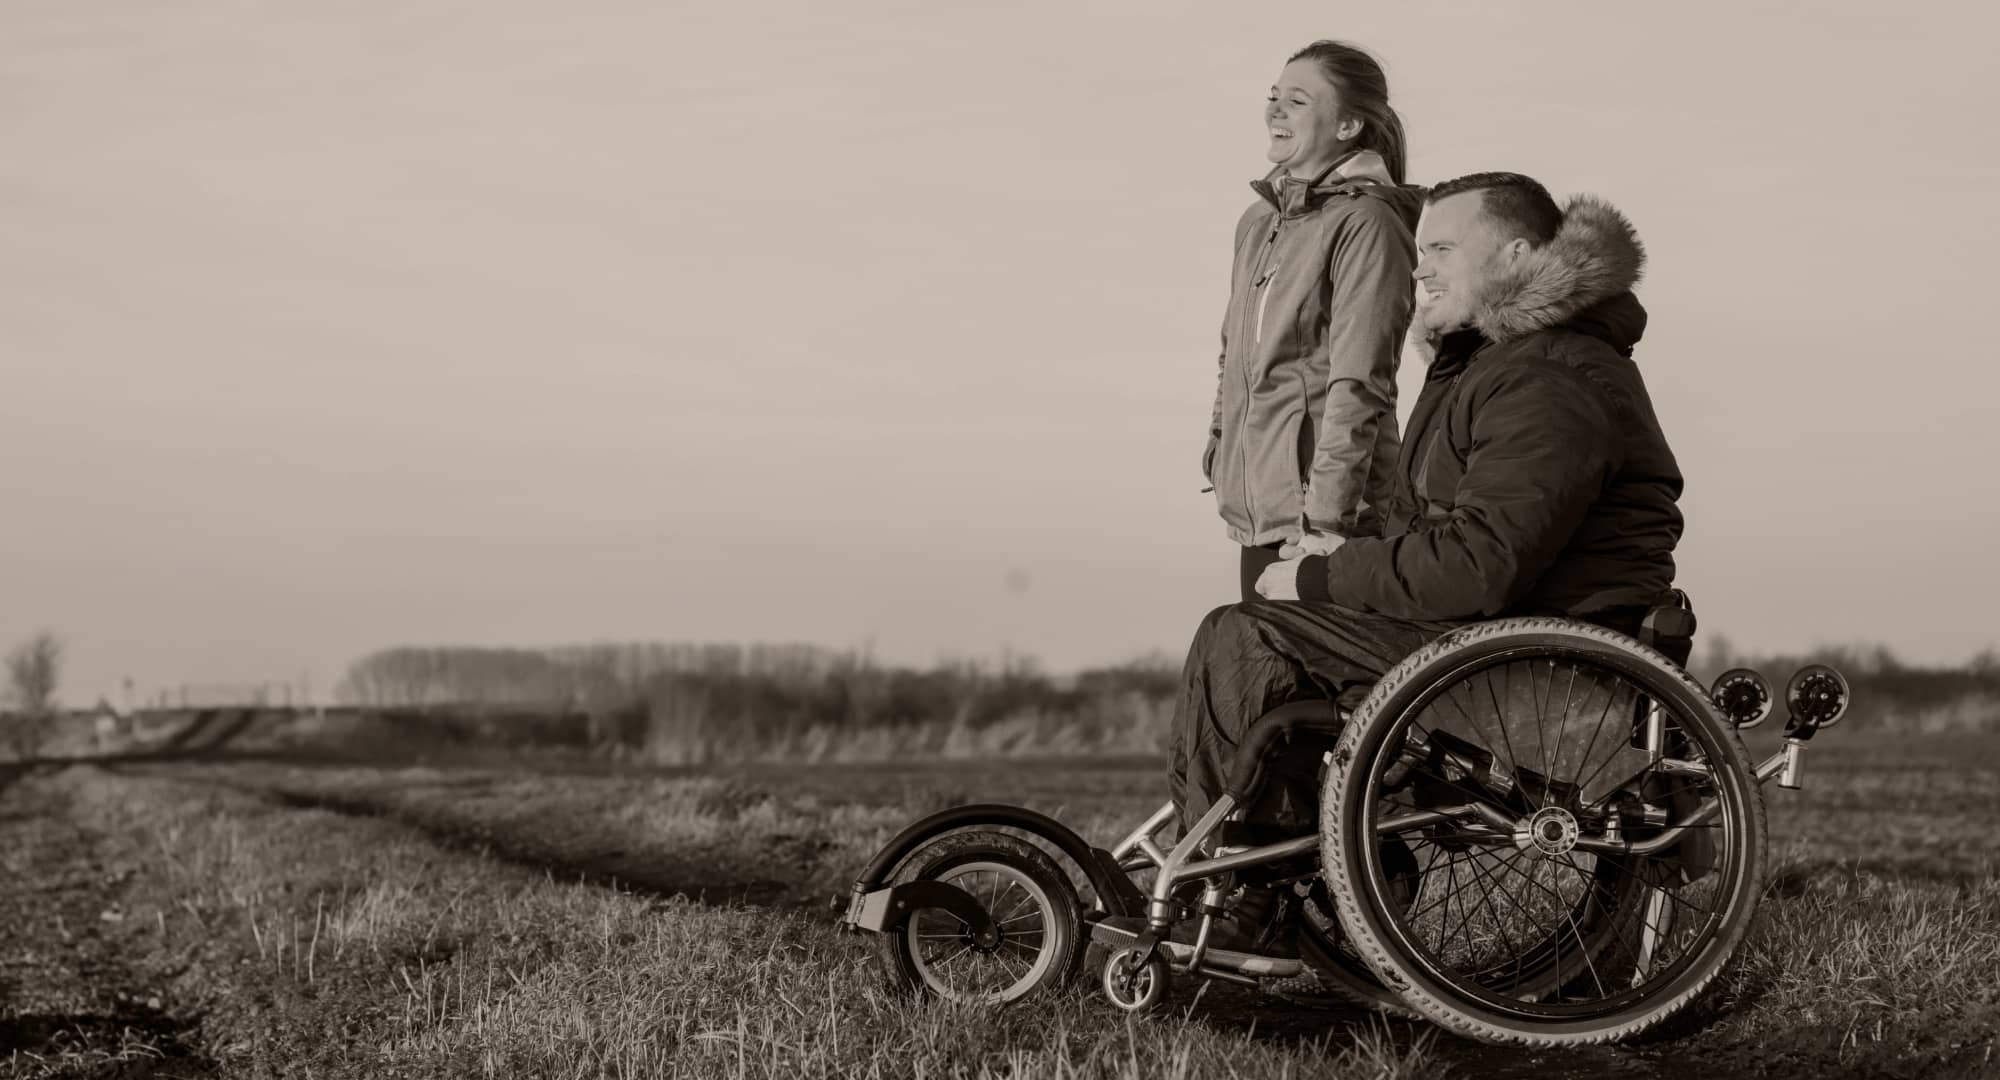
left=1288, top=868, right=1418, bottom=1016
left=1322, top=618, right=1767, bottom=1046
left=873, top=830, right=1085, bottom=1004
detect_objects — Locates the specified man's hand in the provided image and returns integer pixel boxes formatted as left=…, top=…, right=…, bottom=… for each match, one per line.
left=1254, top=555, right=1303, bottom=601
left=1261, top=532, right=1344, bottom=600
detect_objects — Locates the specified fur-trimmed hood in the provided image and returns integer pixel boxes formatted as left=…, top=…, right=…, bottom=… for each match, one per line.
left=1471, top=195, right=1646, bottom=344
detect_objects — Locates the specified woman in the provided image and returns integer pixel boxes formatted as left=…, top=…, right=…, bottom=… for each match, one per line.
left=1203, top=40, right=1422, bottom=601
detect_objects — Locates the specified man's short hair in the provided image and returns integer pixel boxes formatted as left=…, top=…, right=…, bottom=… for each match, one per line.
left=1427, top=172, right=1562, bottom=246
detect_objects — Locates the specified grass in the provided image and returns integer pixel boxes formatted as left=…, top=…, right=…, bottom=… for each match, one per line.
left=2, top=732, right=1997, bottom=1078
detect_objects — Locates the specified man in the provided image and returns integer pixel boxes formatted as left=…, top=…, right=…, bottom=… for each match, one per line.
left=1168, top=173, right=1686, bottom=942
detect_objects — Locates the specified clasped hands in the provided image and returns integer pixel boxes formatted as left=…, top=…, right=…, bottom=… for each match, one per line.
left=1253, top=531, right=1346, bottom=601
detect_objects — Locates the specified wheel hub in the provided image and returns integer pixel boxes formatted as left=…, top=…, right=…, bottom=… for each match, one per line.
left=1521, top=806, right=1579, bottom=857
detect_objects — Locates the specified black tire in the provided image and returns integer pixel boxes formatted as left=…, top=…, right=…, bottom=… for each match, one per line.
left=1321, top=618, right=1767, bottom=1046
left=873, top=829, right=1086, bottom=1003
left=1101, top=945, right=1171, bottom=1013
left=1287, top=875, right=1416, bottom=1016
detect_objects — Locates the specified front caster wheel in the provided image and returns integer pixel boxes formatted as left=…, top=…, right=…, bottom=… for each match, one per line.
left=1101, top=945, right=1170, bottom=1013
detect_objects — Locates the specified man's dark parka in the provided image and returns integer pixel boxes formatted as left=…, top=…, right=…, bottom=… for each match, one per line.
left=1297, top=196, right=1685, bottom=623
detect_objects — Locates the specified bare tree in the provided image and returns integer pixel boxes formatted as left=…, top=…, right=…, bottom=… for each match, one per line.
left=5, top=630, right=63, bottom=758
left=7, top=631, right=63, bottom=713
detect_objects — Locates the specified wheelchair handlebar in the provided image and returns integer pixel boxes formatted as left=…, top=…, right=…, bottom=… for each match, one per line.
left=1221, top=700, right=1347, bottom=806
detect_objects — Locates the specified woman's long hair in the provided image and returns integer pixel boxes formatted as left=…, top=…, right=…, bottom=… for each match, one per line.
left=1288, top=40, right=1407, bottom=185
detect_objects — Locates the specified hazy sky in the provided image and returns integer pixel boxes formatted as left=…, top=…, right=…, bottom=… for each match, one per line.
left=5, top=0, right=1998, bottom=705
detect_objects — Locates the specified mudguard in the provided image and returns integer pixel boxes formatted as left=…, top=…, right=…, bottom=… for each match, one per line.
left=849, top=879, right=995, bottom=934
left=842, top=802, right=1145, bottom=931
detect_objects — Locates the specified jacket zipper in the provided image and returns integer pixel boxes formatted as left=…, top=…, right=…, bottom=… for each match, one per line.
left=1239, top=216, right=1283, bottom=533
left=1253, top=260, right=1281, bottom=345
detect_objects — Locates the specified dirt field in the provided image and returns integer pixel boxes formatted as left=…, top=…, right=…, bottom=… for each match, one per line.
left=2, top=732, right=1996, bottom=1079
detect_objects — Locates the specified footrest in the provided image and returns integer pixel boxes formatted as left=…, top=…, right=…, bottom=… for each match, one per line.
left=1089, top=916, right=1307, bottom=978
left=1090, top=916, right=1148, bottom=949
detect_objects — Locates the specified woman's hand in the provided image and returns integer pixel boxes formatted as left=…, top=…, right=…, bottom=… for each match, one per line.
left=1278, top=531, right=1347, bottom=560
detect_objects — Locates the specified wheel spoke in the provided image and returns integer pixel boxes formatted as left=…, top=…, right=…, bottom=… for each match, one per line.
left=1405, top=850, right=1477, bottom=926
left=1528, top=661, right=1554, bottom=798
left=1570, top=698, right=1654, bottom=803
left=1459, top=848, right=1525, bottom=979
left=1549, top=856, right=1609, bottom=999
left=1448, top=856, right=1496, bottom=968
left=1554, top=662, right=1579, bottom=789
left=1480, top=853, right=1583, bottom=990
left=992, top=884, right=1031, bottom=924
left=1594, top=851, right=1726, bottom=924
left=1399, top=829, right=1514, bottom=845
left=1563, top=669, right=1619, bottom=798
left=1481, top=669, right=1534, bottom=807
left=1479, top=852, right=1567, bottom=988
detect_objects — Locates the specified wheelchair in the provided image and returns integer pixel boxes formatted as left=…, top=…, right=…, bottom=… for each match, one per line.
left=842, top=600, right=1849, bottom=1047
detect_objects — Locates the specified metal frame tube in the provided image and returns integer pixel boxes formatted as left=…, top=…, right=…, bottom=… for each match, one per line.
left=1573, top=798, right=1720, bottom=855
left=1185, top=913, right=1215, bottom=970
left=1139, top=796, right=1322, bottom=932
left=1172, top=836, right=1321, bottom=882
left=1373, top=795, right=1720, bottom=858
left=1376, top=802, right=1517, bottom=836
left=1643, top=700, right=1666, bottom=758
left=1110, top=801, right=1177, bottom=861
left=1146, top=795, right=1236, bottom=927
left=1753, top=739, right=1806, bottom=789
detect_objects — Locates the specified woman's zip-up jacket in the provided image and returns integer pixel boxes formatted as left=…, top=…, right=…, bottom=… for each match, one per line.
left=1206, top=149, right=1425, bottom=546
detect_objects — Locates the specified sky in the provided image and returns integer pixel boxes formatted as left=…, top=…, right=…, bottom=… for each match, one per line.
left=4, top=0, right=1998, bottom=706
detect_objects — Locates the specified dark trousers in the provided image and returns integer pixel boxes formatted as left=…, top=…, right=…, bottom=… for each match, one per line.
left=1239, top=543, right=1285, bottom=602
left=1168, top=600, right=1464, bottom=835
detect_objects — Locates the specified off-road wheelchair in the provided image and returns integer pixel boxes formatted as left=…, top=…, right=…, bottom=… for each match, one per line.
left=842, top=601, right=1848, bottom=1047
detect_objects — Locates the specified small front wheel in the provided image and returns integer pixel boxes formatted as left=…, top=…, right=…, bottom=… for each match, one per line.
left=1101, top=945, right=1170, bottom=1013
left=873, top=830, right=1084, bottom=1004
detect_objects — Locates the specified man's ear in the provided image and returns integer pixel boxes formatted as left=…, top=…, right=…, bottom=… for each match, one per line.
left=1499, top=236, right=1533, bottom=265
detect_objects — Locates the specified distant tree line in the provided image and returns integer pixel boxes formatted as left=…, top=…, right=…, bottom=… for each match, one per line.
left=334, top=642, right=1182, bottom=762
left=327, top=634, right=2000, bottom=762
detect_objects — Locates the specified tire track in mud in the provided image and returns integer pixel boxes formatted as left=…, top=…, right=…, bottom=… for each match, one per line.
left=195, top=775, right=829, bottom=912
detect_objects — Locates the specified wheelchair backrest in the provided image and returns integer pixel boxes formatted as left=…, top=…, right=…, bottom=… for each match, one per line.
left=1638, top=588, right=1697, bottom=667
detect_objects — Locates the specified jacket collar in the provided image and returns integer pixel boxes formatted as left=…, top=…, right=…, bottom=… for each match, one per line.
left=1250, top=149, right=1396, bottom=216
